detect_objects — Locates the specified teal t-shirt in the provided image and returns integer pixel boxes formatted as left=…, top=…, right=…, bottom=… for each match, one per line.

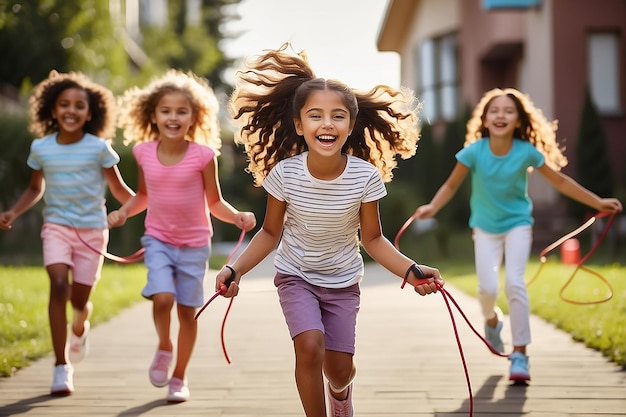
left=456, top=138, right=544, bottom=234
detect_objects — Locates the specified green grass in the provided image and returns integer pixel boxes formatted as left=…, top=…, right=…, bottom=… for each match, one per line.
left=448, top=260, right=626, bottom=366
left=0, top=264, right=147, bottom=377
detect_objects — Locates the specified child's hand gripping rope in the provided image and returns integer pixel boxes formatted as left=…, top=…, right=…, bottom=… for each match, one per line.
left=194, top=266, right=236, bottom=320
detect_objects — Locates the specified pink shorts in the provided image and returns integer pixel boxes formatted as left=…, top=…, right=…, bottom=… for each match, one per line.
left=41, top=222, right=108, bottom=286
left=274, top=273, right=360, bottom=354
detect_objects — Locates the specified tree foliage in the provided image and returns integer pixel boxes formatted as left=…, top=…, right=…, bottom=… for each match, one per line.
left=0, top=0, right=241, bottom=94
left=570, top=88, right=614, bottom=218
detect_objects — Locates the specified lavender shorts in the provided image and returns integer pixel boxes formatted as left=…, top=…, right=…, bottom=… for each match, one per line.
left=274, top=273, right=360, bottom=354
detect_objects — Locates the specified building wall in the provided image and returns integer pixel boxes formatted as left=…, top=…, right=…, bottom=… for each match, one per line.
left=378, top=0, right=625, bottom=198
left=459, top=0, right=526, bottom=105
left=394, top=0, right=460, bottom=91
left=551, top=0, right=626, bottom=186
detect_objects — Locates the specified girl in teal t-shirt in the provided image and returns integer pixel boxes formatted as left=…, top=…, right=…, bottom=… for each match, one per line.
left=414, top=88, right=622, bottom=382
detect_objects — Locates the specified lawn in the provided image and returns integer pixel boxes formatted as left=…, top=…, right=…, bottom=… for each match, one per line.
left=446, top=259, right=626, bottom=366
left=0, top=264, right=146, bottom=377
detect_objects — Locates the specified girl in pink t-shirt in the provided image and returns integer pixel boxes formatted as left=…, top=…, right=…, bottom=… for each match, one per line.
left=108, top=70, right=256, bottom=403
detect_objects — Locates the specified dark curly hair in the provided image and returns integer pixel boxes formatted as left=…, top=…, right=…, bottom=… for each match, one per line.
left=28, top=70, right=116, bottom=139
left=229, top=43, right=422, bottom=186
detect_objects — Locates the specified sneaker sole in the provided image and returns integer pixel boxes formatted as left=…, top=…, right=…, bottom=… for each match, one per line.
left=166, top=396, right=189, bottom=403
left=50, top=388, right=73, bottom=396
left=509, top=373, right=530, bottom=381
left=150, top=378, right=170, bottom=388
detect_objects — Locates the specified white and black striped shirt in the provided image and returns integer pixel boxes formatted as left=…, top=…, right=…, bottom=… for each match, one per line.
left=263, top=152, right=387, bottom=288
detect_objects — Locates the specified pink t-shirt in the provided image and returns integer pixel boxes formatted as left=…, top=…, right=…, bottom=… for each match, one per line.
left=134, top=141, right=215, bottom=247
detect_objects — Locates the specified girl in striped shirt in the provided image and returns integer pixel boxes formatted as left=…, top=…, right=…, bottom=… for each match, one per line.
left=0, top=70, right=135, bottom=395
left=216, top=44, right=444, bottom=417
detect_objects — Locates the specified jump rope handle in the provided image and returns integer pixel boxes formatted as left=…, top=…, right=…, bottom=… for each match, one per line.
left=194, top=266, right=236, bottom=321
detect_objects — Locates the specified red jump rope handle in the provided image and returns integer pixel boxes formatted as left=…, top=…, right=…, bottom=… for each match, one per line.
left=194, top=269, right=236, bottom=321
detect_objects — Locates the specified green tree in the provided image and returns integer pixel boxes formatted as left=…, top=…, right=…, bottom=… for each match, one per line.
left=0, top=0, right=241, bottom=94
left=138, top=0, right=239, bottom=92
left=0, top=1, right=70, bottom=90
left=570, top=88, right=614, bottom=219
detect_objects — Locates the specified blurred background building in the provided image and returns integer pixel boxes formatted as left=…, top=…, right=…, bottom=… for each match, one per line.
left=378, top=0, right=625, bottom=236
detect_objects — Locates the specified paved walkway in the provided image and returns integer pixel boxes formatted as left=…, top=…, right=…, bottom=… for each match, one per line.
left=1, top=255, right=625, bottom=416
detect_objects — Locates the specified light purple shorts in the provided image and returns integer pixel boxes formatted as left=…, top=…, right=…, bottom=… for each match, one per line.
left=274, top=273, right=360, bottom=354
left=40, top=222, right=107, bottom=286
left=140, top=235, right=209, bottom=308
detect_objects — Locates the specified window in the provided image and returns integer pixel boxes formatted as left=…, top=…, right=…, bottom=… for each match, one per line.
left=588, top=32, right=621, bottom=114
left=417, top=33, right=459, bottom=123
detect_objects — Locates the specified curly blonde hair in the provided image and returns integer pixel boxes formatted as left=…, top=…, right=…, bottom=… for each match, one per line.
left=229, top=44, right=421, bottom=186
left=29, top=70, right=116, bottom=139
left=117, top=69, right=221, bottom=153
left=465, top=88, right=567, bottom=171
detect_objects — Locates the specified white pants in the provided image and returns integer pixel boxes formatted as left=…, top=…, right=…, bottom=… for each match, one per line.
left=473, top=225, right=532, bottom=347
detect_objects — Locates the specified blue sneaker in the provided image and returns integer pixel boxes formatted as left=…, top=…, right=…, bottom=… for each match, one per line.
left=508, top=351, right=531, bottom=381
left=484, top=307, right=504, bottom=353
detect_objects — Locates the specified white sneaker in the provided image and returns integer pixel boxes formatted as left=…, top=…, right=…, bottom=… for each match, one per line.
left=69, top=301, right=92, bottom=364
left=50, top=364, right=74, bottom=396
left=69, top=320, right=90, bottom=364
left=167, top=377, right=190, bottom=403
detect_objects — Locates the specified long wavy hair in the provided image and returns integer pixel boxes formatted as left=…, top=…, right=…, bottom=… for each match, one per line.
left=229, top=44, right=422, bottom=186
left=465, top=88, right=567, bottom=171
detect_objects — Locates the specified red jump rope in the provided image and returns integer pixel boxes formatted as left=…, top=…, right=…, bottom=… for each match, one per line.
left=75, top=224, right=246, bottom=364
left=394, top=211, right=616, bottom=416
left=194, top=229, right=247, bottom=364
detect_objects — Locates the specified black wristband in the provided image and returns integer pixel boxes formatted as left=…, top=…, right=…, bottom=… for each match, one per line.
left=401, top=263, right=425, bottom=289
left=224, top=265, right=236, bottom=286
left=405, top=263, right=424, bottom=280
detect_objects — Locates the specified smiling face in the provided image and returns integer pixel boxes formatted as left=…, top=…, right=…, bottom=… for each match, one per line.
left=293, top=89, right=355, bottom=157
left=52, top=87, right=91, bottom=137
left=151, top=91, right=195, bottom=142
left=482, top=95, right=521, bottom=140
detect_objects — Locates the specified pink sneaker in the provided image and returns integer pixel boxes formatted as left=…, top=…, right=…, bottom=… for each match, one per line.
left=167, top=377, right=190, bottom=403
left=327, top=383, right=354, bottom=417
left=149, top=350, right=172, bottom=387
